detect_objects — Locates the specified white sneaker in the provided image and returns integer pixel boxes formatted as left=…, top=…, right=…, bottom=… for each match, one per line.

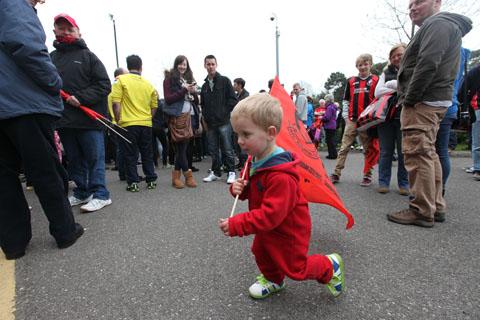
left=80, top=198, right=112, bottom=212
left=203, top=170, right=220, bottom=182
left=227, top=171, right=236, bottom=184
left=248, top=274, right=286, bottom=299
left=69, top=195, right=93, bottom=207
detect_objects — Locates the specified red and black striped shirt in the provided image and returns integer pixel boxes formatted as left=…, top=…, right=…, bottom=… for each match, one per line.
left=343, top=75, right=379, bottom=121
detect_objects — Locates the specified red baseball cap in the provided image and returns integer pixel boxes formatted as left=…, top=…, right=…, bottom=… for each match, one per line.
left=54, top=13, right=79, bottom=28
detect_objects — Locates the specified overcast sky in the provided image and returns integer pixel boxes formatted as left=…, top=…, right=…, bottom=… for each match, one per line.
left=37, top=0, right=480, bottom=96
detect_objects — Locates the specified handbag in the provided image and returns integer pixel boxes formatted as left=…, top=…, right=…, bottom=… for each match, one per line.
left=313, top=127, right=322, bottom=142
left=357, top=92, right=398, bottom=131
left=168, top=111, right=193, bottom=142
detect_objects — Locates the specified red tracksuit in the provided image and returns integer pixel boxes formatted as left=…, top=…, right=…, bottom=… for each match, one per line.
left=228, top=152, right=332, bottom=285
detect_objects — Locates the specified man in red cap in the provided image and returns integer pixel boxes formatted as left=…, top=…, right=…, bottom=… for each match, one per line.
left=51, top=13, right=113, bottom=213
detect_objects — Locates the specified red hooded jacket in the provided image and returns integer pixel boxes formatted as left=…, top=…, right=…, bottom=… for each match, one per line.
left=228, top=152, right=311, bottom=252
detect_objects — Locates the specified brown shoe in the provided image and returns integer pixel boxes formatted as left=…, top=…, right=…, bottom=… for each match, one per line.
left=434, top=211, right=446, bottom=222
left=183, top=170, right=197, bottom=188
left=387, top=208, right=434, bottom=228
left=377, top=187, right=389, bottom=194
left=172, top=170, right=185, bottom=189
left=398, top=188, right=410, bottom=196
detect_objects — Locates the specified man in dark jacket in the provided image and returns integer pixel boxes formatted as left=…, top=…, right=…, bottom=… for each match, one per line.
left=201, top=55, right=238, bottom=183
left=387, top=0, right=472, bottom=227
left=233, top=78, right=250, bottom=168
left=50, top=13, right=112, bottom=212
left=459, top=65, right=480, bottom=181
left=0, top=0, right=83, bottom=260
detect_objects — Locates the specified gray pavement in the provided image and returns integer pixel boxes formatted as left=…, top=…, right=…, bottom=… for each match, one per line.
left=14, top=152, right=480, bottom=320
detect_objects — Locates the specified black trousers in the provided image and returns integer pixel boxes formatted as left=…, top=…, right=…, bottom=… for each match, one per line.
left=120, top=125, right=157, bottom=184
left=174, top=140, right=189, bottom=171
left=325, top=128, right=338, bottom=158
left=152, top=127, right=169, bottom=166
left=0, top=114, right=76, bottom=254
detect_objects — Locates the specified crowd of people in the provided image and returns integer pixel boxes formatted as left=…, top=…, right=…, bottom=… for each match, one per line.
left=1, top=0, right=478, bottom=302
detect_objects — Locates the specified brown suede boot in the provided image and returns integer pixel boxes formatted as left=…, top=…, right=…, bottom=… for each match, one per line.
left=172, top=170, right=185, bottom=189
left=183, top=170, right=197, bottom=188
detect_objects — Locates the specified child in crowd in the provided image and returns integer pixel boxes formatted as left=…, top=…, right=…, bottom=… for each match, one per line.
left=330, top=53, right=379, bottom=186
left=218, top=94, right=344, bottom=299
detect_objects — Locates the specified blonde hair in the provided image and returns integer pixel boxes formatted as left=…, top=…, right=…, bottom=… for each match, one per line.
left=389, top=43, right=407, bottom=59
left=231, top=93, right=283, bottom=132
left=356, top=53, right=373, bottom=66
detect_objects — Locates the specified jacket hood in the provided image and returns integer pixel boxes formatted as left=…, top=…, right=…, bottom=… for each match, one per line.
left=53, top=38, right=88, bottom=51
left=430, top=12, right=472, bottom=37
left=253, top=151, right=301, bottom=181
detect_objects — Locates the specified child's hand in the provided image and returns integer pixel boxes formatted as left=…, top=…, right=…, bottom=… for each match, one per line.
left=232, top=178, right=247, bottom=196
left=218, top=218, right=229, bottom=236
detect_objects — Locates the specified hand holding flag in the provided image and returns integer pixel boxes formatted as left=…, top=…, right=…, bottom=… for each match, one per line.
left=60, top=90, right=132, bottom=144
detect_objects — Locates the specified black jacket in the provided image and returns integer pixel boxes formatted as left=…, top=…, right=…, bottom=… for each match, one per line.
left=236, top=88, right=250, bottom=101
left=200, top=72, right=237, bottom=127
left=51, top=39, right=111, bottom=129
left=459, top=65, right=480, bottom=107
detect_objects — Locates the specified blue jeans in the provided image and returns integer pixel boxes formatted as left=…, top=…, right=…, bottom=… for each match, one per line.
left=58, top=128, right=110, bottom=200
left=435, top=117, right=454, bottom=187
left=206, top=123, right=235, bottom=176
left=472, top=110, right=480, bottom=172
left=377, top=119, right=408, bottom=189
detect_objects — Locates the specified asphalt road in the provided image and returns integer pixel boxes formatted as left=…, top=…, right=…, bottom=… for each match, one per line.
left=11, top=152, right=480, bottom=320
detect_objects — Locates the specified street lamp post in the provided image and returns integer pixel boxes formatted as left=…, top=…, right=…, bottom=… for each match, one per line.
left=109, top=14, right=119, bottom=69
left=270, top=14, right=280, bottom=78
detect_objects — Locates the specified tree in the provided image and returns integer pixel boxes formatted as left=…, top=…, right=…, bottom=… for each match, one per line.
left=371, top=62, right=388, bottom=76
left=469, top=49, right=480, bottom=69
left=324, top=72, right=347, bottom=103
left=371, top=0, right=480, bottom=45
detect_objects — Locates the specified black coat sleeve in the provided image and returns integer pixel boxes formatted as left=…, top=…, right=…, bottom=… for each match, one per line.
left=458, top=66, right=480, bottom=107
left=74, top=52, right=111, bottom=106
left=0, top=0, right=62, bottom=96
left=224, top=77, right=238, bottom=112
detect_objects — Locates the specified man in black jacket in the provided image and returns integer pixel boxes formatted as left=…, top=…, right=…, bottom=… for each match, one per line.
left=459, top=65, right=480, bottom=181
left=201, top=55, right=238, bottom=184
left=233, top=78, right=250, bottom=169
left=51, top=14, right=112, bottom=213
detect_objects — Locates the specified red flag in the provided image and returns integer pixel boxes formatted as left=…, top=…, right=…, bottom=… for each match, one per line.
left=270, top=77, right=354, bottom=229
left=60, top=90, right=104, bottom=120
left=59, top=90, right=132, bottom=144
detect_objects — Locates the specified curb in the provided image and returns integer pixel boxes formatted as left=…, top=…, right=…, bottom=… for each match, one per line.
left=448, top=151, right=471, bottom=158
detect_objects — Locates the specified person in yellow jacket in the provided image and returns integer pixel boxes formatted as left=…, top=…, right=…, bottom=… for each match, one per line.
left=111, top=55, right=158, bottom=192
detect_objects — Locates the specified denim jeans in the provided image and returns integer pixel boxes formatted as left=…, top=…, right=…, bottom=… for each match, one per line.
left=58, top=128, right=110, bottom=200
left=378, top=119, right=408, bottom=189
left=206, top=123, right=235, bottom=176
left=472, top=110, right=480, bottom=172
left=435, top=117, right=454, bottom=187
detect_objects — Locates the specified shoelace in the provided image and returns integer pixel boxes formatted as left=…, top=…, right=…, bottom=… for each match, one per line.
left=256, top=275, right=269, bottom=286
